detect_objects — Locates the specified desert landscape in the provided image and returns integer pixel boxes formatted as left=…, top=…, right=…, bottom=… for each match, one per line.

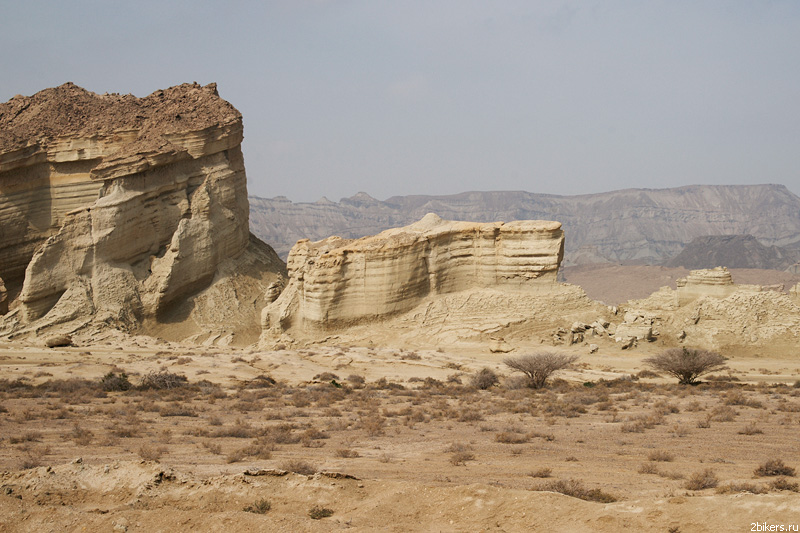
left=2, top=82, right=800, bottom=533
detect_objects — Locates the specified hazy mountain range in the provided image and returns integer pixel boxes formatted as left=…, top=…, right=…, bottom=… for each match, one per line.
left=249, top=184, right=800, bottom=268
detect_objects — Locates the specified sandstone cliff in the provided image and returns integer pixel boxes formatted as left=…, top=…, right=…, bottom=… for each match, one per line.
left=261, top=214, right=609, bottom=348
left=0, top=83, right=285, bottom=344
left=249, top=185, right=800, bottom=265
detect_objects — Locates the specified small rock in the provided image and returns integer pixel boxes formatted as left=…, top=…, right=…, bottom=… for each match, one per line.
left=588, top=344, right=599, bottom=354
left=45, top=335, right=73, bottom=348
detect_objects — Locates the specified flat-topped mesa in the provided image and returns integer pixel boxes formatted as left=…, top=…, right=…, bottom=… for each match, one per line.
left=676, top=267, right=738, bottom=306
left=263, top=213, right=564, bottom=334
left=0, top=83, right=281, bottom=340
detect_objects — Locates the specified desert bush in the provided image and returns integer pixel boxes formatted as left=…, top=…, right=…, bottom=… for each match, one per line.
left=139, top=371, right=188, bottom=390
left=449, top=451, right=475, bottom=466
left=648, top=450, right=674, bottom=462
left=684, top=468, right=719, bottom=490
left=308, top=505, right=333, bottom=519
left=495, top=431, right=529, bottom=444
left=243, top=499, right=271, bottom=514
left=528, top=467, right=552, bottom=478
left=335, top=448, right=360, bottom=458
left=716, top=482, right=768, bottom=495
left=754, top=459, right=796, bottom=477
left=738, top=422, right=763, bottom=435
left=534, top=478, right=617, bottom=503
left=503, top=353, right=579, bottom=389
left=138, top=444, right=167, bottom=462
left=470, top=368, right=499, bottom=390
left=769, top=477, right=799, bottom=492
left=643, top=347, right=727, bottom=385
left=70, top=424, right=93, bottom=445
left=281, top=459, right=317, bottom=475
left=100, top=372, right=131, bottom=392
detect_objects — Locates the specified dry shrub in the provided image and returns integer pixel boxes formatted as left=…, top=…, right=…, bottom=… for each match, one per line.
left=716, top=482, right=768, bottom=494
left=528, top=467, right=552, bottom=478
left=503, top=353, right=579, bottom=389
left=769, top=477, right=799, bottom=492
left=534, top=478, right=617, bottom=503
left=754, top=459, right=796, bottom=477
left=138, top=444, right=167, bottom=462
left=495, top=431, right=529, bottom=444
left=308, top=505, right=333, bottom=519
left=643, top=347, right=727, bottom=385
left=100, top=372, right=132, bottom=392
left=738, top=422, right=763, bottom=435
left=335, top=448, right=360, bottom=458
left=470, top=368, right=499, bottom=390
left=281, top=459, right=317, bottom=475
left=70, top=424, right=93, bottom=445
left=202, top=441, right=222, bottom=455
left=648, top=450, right=674, bottom=462
left=449, top=451, right=475, bottom=466
left=638, top=462, right=660, bottom=475
left=685, top=468, right=719, bottom=490
left=139, top=371, right=188, bottom=390
left=243, top=499, right=271, bottom=514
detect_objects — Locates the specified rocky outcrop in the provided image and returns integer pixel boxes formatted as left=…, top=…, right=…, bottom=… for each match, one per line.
left=0, top=83, right=285, bottom=344
left=621, top=268, right=800, bottom=354
left=262, top=213, right=567, bottom=337
left=249, top=185, right=800, bottom=264
left=676, top=267, right=737, bottom=306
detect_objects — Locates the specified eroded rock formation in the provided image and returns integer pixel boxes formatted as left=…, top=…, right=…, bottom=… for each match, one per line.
left=676, top=267, right=737, bottom=306
left=0, top=83, right=285, bottom=344
left=621, top=268, right=800, bottom=353
left=260, top=213, right=610, bottom=347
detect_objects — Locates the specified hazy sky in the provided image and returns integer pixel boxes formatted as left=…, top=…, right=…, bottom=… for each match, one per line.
left=2, top=1, right=799, bottom=202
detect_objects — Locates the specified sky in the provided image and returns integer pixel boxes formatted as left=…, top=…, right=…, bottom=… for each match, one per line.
left=2, top=0, right=799, bottom=202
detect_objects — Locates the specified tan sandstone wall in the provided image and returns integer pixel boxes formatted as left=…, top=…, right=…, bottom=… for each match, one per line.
left=263, top=213, right=564, bottom=334
left=0, top=83, right=277, bottom=341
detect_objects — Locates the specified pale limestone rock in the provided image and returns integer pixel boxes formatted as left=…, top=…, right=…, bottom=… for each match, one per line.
left=0, top=83, right=285, bottom=343
left=676, top=267, right=736, bottom=306
left=262, top=214, right=565, bottom=336
left=791, top=283, right=800, bottom=302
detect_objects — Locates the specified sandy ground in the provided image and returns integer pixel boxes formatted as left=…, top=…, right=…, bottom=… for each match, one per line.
left=2, top=338, right=800, bottom=532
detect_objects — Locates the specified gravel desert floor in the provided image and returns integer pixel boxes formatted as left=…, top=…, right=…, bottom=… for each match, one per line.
left=1, top=338, right=800, bottom=532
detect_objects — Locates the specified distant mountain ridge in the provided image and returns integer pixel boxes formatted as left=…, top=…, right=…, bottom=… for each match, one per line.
left=664, top=234, right=800, bottom=270
left=248, top=184, right=800, bottom=266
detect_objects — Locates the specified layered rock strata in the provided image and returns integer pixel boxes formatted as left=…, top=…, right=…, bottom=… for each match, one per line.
left=0, top=83, right=284, bottom=343
left=676, top=267, right=737, bottom=306
left=263, top=213, right=565, bottom=336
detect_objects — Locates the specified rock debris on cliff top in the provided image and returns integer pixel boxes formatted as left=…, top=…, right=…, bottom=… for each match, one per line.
left=0, top=81, right=240, bottom=157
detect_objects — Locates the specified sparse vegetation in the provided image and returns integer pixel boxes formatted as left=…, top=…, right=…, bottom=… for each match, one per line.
left=470, top=368, right=499, bottom=390
left=243, top=499, right=271, bottom=514
left=534, top=478, right=617, bottom=503
left=643, top=347, right=727, bottom=385
left=309, top=505, right=334, bottom=519
left=685, top=468, right=719, bottom=490
left=503, top=353, right=579, bottom=389
left=754, top=459, right=796, bottom=477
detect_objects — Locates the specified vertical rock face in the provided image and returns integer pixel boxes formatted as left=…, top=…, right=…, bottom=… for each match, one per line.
left=0, top=83, right=284, bottom=342
left=263, top=213, right=565, bottom=335
left=0, top=276, right=7, bottom=315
